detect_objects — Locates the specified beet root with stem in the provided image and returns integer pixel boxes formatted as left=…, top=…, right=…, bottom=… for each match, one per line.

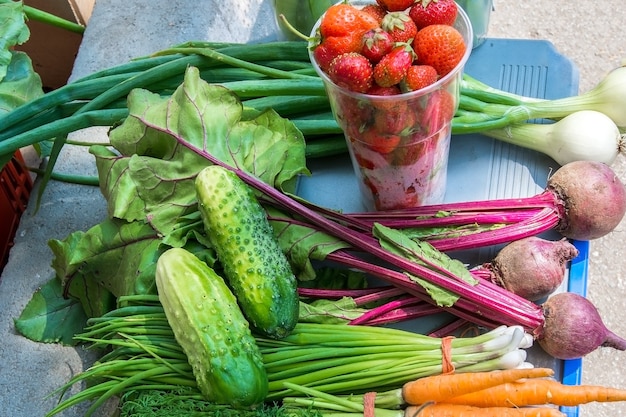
left=538, top=292, right=626, bottom=360
left=489, top=237, right=579, bottom=301
left=548, top=160, right=626, bottom=240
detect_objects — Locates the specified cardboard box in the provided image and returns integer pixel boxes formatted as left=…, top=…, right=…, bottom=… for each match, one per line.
left=14, top=0, right=94, bottom=90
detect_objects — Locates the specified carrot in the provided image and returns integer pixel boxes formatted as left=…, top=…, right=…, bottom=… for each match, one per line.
left=400, top=368, right=555, bottom=404
left=443, top=378, right=626, bottom=407
left=405, top=403, right=565, bottom=417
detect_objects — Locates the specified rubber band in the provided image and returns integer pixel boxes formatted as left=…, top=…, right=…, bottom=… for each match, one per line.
left=441, top=335, right=455, bottom=374
left=363, top=391, right=376, bottom=417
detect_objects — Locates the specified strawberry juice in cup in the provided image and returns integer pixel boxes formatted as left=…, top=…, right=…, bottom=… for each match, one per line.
left=308, top=1, right=473, bottom=211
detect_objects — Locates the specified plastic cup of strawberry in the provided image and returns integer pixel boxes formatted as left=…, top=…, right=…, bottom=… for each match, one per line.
left=308, top=0, right=473, bottom=211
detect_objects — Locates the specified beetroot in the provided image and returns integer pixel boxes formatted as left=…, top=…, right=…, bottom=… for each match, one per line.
left=339, top=160, right=626, bottom=251
left=548, top=160, right=626, bottom=240
left=488, top=237, right=579, bottom=301
left=538, top=292, right=626, bottom=360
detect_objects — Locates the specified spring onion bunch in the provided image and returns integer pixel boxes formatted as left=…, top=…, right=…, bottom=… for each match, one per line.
left=47, top=295, right=533, bottom=416
left=454, top=68, right=626, bottom=165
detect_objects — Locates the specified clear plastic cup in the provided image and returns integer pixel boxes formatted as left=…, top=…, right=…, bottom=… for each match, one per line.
left=308, top=1, right=473, bottom=211
left=456, top=0, right=493, bottom=48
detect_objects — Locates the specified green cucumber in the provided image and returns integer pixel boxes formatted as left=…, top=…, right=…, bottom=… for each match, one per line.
left=155, top=247, right=268, bottom=407
left=195, top=165, right=299, bottom=339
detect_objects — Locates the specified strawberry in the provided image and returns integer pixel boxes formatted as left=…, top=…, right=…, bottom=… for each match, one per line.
left=402, top=64, right=438, bottom=91
left=381, top=11, right=418, bottom=44
left=360, top=129, right=402, bottom=154
left=408, top=0, right=458, bottom=29
left=328, top=52, right=374, bottom=93
left=375, top=0, right=417, bottom=12
left=373, top=44, right=415, bottom=88
left=361, top=28, right=395, bottom=63
left=413, top=24, right=466, bottom=77
left=361, top=4, right=388, bottom=24
left=319, top=3, right=380, bottom=38
left=420, top=88, right=456, bottom=135
left=335, top=93, right=375, bottom=139
left=314, top=35, right=363, bottom=71
left=372, top=102, right=416, bottom=135
left=366, top=84, right=402, bottom=96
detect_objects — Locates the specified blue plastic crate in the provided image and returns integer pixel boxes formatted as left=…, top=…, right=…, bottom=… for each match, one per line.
left=297, top=38, right=584, bottom=416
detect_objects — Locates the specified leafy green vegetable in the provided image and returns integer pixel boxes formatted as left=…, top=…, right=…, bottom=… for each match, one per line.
left=13, top=278, right=87, bottom=345
left=372, top=223, right=478, bottom=307
left=267, top=206, right=351, bottom=281
left=15, top=66, right=314, bottom=334
left=119, top=387, right=323, bottom=417
left=297, top=297, right=366, bottom=324
left=0, top=51, right=42, bottom=113
left=98, top=66, right=310, bottom=236
left=0, top=50, right=43, bottom=168
left=0, top=0, right=30, bottom=82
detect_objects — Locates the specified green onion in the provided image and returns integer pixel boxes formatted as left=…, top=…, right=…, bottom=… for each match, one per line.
left=45, top=296, right=532, bottom=416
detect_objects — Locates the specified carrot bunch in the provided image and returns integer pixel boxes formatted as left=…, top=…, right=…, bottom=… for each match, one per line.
left=282, top=367, right=626, bottom=417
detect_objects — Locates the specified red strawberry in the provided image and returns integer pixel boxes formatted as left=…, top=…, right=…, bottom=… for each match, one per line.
left=360, top=129, right=402, bottom=154
left=376, top=0, right=417, bottom=12
left=420, top=88, right=456, bottom=135
left=314, top=35, right=363, bottom=71
left=413, top=24, right=466, bottom=76
left=361, top=28, right=395, bottom=63
left=366, top=84, right=403, bottom=96
left=381, top=11, right=418, bottom=44
left=372, top=102, right=416, bottom=135
left=373, top=44, right=415, bottom=88
left=361, top=4, right=388, bottom=24
left=328, top=52, right=374, bottom=93
left=336, top=96, right=373, bottom=139
left=319, top=3, right=380, bottom=38
left=408, top=0, right=458, bottom=29
left=402, top=64, right=438, bottom=91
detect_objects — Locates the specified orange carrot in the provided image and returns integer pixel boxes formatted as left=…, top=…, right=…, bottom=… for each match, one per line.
left=400, top=368, right=555, bottom=404
left=405, top=403, right=565, bottom=417
left=443, top=378, right=626, bottom=407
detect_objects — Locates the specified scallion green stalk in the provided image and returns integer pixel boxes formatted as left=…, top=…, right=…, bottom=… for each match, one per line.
left=47, top=296, right=532, bottom=416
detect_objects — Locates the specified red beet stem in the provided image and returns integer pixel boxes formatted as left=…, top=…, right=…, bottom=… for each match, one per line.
left=325, top=250, right=545, bottom=332
left=297, top=287, right=395, bottom=300
left=303, top=191, right=561, bottom=252
left=349, top=296, right=428, bottom=325
left=355, top=302, right=442, bottom=326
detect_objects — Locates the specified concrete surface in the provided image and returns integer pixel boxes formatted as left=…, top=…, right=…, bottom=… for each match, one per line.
left=0, top=1, right=625, bottom=416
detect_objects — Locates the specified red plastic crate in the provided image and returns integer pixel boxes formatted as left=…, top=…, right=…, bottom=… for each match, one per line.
left=0, top=151, right=33, bottom=272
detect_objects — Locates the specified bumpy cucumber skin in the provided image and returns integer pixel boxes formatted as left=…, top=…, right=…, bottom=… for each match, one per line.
left=155, top=248, right=268, bottom=407
left=195, top=166, right=299, bottom=339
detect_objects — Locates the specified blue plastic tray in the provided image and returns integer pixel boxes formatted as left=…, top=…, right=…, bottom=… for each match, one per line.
left=297, top=38, right=585, bottom=417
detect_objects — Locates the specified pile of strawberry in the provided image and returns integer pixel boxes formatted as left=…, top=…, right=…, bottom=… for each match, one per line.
left=312, top=0, right=466, bottom=94
left=309, top=0, right=468, bottom=211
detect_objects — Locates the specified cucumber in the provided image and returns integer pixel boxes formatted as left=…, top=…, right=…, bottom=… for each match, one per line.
left=155, top=247, right=268, bottom=407
left=195, top=165, right=299, bottom=339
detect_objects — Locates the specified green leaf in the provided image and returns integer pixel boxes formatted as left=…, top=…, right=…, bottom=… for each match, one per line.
left=0, top=0, right=30, bottom=82
left=298, top=297, right=366, bottom=324
left=48, top=215, right=217, bottom=316
left=267, top=206, right=351, bottom=281
left=98, top=66, right=310, bottom=236
left=0, top=51, right=43, bottom=114
left=48, top=218, right=163, bottom=316
left=372, top=223, right=478, bottom=307
left=13, top=278, right=87, bottom=345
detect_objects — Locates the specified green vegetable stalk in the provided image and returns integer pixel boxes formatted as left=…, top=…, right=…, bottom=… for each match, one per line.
left=45, top=295, right=532, bottom=416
